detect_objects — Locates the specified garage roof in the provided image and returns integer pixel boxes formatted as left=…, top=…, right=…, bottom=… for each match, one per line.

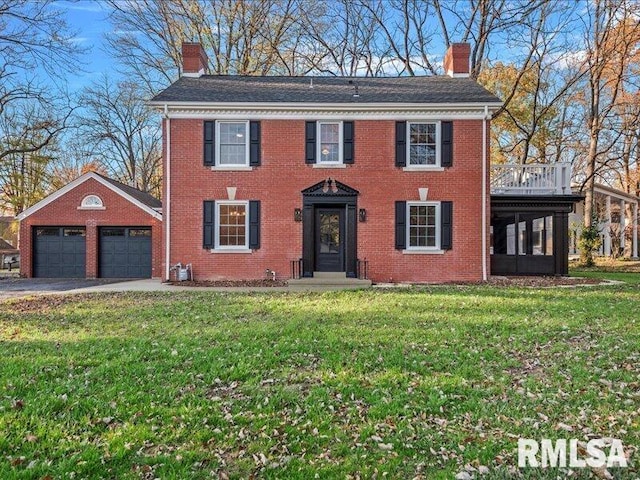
left=16, top=172, right=162, bottom=221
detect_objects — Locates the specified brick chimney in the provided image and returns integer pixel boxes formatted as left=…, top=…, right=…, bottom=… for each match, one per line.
left=182, top=42, right=208, bottom=77
left=443, top=43, right=470, bottom=78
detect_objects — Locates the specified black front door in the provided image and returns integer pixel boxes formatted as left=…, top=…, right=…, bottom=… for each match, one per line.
left=315, top=208, right=345, bottom=272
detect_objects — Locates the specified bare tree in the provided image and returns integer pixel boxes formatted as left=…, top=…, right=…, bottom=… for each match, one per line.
left=0, top=0, right=84, bottom=163
left=0, top=103, right=62, bottom=213
left=105, top=0, right=306, bottom=95
left=579, top=0, right=640, bottom=265
left=50, top=137, right=109, bottom=190
left=79, top=77, right=163, bottom=197
left=478, top=2, right=585, bottom=164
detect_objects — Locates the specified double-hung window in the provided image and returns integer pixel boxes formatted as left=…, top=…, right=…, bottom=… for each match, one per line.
left=217, top=121, right=249, bottom=166
left=317, top=121, right=343, bottom=164
left=408, top=122, right=440, bottom=167
left=215, top=201, right=248, bottom=249
left=407, top=202, right=441, bottom=250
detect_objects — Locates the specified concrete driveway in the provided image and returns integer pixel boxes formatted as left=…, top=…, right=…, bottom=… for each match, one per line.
left=0, top=278, right=126, bottom=300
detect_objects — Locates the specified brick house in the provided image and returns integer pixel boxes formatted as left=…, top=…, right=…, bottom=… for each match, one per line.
left=17, top=172, right=163, bottom=278
left=151, top=43, right=579, bottom=283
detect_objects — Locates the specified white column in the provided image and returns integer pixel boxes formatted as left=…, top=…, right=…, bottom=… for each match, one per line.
left=604, top=195, right=612, bottom=256
left=633, top=202, right=638, bottom=258
left=620, top=200, right=626, bottom=254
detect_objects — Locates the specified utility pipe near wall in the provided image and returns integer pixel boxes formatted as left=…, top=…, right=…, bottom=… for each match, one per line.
left=482, top=105, right=489, bottom=281
left=164, top=104, right=171, bottom=280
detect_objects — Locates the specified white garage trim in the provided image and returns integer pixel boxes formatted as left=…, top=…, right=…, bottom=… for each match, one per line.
left=17, top=172, right=162, bottom=221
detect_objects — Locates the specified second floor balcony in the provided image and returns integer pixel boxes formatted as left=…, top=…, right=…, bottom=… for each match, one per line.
left=490, top=163, right=572, bottom=196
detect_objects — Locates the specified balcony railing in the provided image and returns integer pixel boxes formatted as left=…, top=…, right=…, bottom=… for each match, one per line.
left=490, top=163, right=571, bottom=195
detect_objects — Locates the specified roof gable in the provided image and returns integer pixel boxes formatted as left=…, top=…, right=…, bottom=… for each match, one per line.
left=16, top=172, right=162, bottom=221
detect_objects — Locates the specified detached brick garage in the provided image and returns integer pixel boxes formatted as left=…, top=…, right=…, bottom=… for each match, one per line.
left=17, top=172, right=163, bottom=279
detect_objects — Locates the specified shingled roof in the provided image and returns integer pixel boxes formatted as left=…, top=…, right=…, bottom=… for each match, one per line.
left=0, top=238, right=17, bottom=252
left=96, top=173, right=162, bottom=210
left=151, top=75, right=502, bottom=105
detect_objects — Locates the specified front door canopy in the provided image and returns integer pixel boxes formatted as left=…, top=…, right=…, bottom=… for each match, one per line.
left=302, top=178, right=359, bottom=206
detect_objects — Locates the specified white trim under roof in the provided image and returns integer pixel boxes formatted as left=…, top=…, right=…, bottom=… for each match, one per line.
left=572, top=183, right=640, bottom=203
left=17, top=172, right=162, bottom=221
left=148, top=101, right=503, bottom=120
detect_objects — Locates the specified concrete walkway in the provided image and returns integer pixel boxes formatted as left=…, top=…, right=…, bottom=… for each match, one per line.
left=67, top=279, right=369, bottom=294
left=68, top=279, right=287, bottom=293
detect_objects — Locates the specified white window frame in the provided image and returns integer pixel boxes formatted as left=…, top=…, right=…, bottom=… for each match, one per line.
left=214, top=200, right=249, bottom=250
left=316, top=121, right=343, bottom=165
left=406, top=121, right=441, bottom=169
left=78, top=194, right=105, bottom=210
left=406, top=201, right=441, bottom=251
left=215, top=120, right=250, bottom=167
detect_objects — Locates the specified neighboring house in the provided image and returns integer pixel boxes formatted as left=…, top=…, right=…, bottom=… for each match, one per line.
left=569, top=184, right=639, bottom=258
left=17, top=172, right=163, bottom=278
left=150, top=42, right=580, bottom=283
left=0, top=238, right=19, bottom=271
left=0, top=215, right=18, bottom=248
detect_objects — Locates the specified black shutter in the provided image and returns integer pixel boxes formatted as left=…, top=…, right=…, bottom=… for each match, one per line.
left=302, top=205, right=314, bottom=277
left=346, top=205, right=357, bottom=277
left=395, top=201, right=406, bottom=250
left=249, top=200, right=260, bottom=249
left=441, top=201, right=453, bottom=250
left=249, top=121, right=261, bottom=166
left=395, top=121, right=406, bottom=167
left=203, top=200, right=215, bottom=249
left=204, top=121, right=215, bottom=166
left=343, top=121, right=354, bottom=164
left=305, top=121, right=316, bottom=164
left=441, top=121, right=453, bottom=168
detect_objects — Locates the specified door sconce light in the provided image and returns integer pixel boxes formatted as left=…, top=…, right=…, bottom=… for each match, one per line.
left=294, top=208, right=302, bottom=222
left=359, top=208, right=367, bottom=222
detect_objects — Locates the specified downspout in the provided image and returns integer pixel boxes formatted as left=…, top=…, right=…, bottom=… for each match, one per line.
left=164, top=104, right=171, bottom=281
left=482, top=105, right=489, bottom=281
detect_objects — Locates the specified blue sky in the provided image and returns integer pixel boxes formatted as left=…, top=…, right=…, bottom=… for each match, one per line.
left=53, top=1, right=117, bottom=89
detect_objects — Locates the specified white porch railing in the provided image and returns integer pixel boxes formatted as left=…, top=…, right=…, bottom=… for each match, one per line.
left=490, top=163, right=572, bottom=195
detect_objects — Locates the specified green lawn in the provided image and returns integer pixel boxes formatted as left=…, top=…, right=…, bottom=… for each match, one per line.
left=0, top=285, right=638, bottom=479
left=571, top=259, right=640, bottom=285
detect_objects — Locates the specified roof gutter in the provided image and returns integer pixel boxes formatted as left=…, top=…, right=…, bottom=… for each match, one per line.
left=149, top=100, right=504, bottom=111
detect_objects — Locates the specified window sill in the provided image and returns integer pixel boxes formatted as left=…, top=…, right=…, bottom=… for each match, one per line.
left=77, top=206, right=106, bottom=210
left=211, top=166, right=253, bottom=171
left=210, top=249, right=253, bottom=254
left=312, top=163, right=347, bottom=169
left=402, top=249, right=445, bottom=255
left=402, top=166, right=445, bottom=172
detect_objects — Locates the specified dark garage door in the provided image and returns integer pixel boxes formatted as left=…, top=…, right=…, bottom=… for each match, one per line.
left=100, top=227, right=152, bottom=278
left=33, top=227, right=86, bottom=278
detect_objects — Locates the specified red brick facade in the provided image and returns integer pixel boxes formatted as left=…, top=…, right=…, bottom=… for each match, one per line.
left=164, top=118, right=490, bottom=283
left=19, top=177, right=163, bottom=278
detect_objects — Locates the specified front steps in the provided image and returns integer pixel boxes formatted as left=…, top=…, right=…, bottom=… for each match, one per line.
left=288, top=272, right=372, bottom=289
